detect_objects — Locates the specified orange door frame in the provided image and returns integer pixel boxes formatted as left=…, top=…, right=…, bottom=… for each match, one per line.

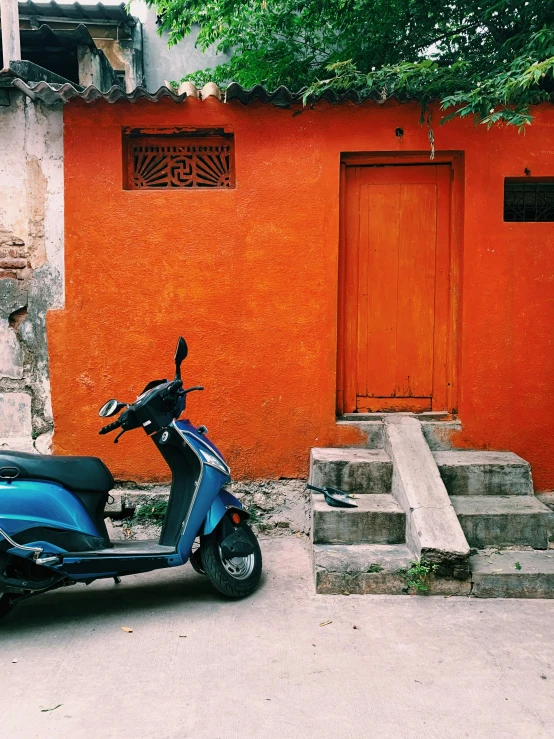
left=336, top=151, right=464, bottom=416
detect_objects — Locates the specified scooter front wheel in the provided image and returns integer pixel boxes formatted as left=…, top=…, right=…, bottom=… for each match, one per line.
left=201, top=522, right=262, bottom=598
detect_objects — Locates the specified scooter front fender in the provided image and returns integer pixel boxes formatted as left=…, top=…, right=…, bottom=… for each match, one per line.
left=203, top=489, right=246, bottom=536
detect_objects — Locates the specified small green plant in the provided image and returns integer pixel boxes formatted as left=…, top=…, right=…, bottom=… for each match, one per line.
left=515, top=561, right=522, bottom=571
left=405, top=560, right=439, bottom=593
left=133, top=500, right=168, bottom=524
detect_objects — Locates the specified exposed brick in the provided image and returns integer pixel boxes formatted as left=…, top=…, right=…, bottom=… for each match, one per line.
left=0, top=258, right=27, bottom=269
left=0, top=248, right=27, bottom=259
left=0, top=236, right=25, bottom=247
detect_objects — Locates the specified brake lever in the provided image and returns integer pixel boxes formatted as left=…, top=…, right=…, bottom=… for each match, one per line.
left=114, top=429, right=125, bottom=444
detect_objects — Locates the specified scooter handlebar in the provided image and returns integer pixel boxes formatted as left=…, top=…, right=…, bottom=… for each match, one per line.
left=99, top=418, right=122, bottom=435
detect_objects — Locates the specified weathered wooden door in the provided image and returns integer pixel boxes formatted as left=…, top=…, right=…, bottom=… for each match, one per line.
left=338, top=164, right=453, bottom=414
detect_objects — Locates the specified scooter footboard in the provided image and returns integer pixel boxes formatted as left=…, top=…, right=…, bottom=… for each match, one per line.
left=203, top=489, right=248, bottom=536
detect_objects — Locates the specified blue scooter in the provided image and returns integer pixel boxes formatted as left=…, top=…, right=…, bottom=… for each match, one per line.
left=0, top=338, right=262, bottom=620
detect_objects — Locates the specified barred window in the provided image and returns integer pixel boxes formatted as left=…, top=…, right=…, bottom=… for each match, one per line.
left=123, top=129, right=235, bottom=190
left=504, top=179, right=554, bottom=222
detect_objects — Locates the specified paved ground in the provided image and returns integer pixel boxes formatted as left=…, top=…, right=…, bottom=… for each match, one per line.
left=1, top=537, right=554, bottom=739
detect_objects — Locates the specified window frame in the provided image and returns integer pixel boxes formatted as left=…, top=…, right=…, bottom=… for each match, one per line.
left=504, top=178, right=554, bottom=223
left=122, top=127, right=236, bottom=191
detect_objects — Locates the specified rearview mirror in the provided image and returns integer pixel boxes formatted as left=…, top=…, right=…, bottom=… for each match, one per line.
left=174, top=336, right=188, bottom=379
left=98, top=399, right=124, bottom=418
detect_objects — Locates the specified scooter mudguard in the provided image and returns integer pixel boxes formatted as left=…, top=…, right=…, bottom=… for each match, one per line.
left=203, top=489, right=244, bottom=536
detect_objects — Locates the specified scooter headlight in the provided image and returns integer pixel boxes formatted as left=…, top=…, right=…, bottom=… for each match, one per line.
left=197, top=447, right=229, bottom=474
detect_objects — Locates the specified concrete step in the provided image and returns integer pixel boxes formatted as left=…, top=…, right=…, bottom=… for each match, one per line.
left=536, top=491, right=554, bottom=511
left=470, top=550, right=554, bottom=598
left=434, top=451, right=533, bottom=496
left=313, top=543, right=412, bottom=594
left=336, top=418, right=463, bottom=451
left=309, top=448, right=392, bottom=494
left=313, top=543, right=472, bottom=596
left=311, top=493, right=405, bottom=545
left=334, top=420, right=385, bottom=449
left=451, top=496, right=554, bottom=549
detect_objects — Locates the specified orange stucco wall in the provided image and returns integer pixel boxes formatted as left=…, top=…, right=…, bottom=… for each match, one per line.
left=48, top=98, right=554, bottom=489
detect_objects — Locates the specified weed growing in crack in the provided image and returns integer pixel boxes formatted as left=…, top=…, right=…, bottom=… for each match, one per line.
left=404, top=560, right=439, bottom=593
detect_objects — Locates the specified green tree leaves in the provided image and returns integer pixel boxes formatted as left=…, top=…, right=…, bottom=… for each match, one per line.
left=148, top=0, right=554, bottom=127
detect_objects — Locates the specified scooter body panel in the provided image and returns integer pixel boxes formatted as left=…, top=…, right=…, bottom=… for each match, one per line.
left=172, top=420, right=234, bottom=559
left=55, top=479, right=241, bottom=582
left=0, top=479, right=100, bottom=540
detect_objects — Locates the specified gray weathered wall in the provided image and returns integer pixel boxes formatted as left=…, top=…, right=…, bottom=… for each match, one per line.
left=95, top=23, right=145, bottom=92
left=0, top=91, right=64, bottom=454
left=77, top=45, right=120, bottom=92
left=140, top=6, right=230, bottom=92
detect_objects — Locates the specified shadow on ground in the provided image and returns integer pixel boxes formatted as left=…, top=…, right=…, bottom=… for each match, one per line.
left=1, top=565, right=270, bottom=635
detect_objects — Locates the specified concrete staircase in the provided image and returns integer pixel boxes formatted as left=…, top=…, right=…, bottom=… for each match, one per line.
left=436, top=451, right=554, bottom=597
left=310, top=442, right=465, bottom=596
left=310, top=424, right=554, bottom=598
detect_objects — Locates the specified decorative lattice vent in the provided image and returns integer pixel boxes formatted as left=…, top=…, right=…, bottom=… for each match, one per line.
left=504, top=179, right=554, bottom=222
left=124, top=131, right=235, bottom=190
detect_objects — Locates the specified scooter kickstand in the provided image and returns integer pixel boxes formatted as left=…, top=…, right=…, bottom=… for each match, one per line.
left=113, top=576, right=121, bottom=585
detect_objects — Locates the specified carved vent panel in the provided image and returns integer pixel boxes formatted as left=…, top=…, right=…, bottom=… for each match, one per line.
left=125, top=134, right=235, bottom=190
left=504, top=179, right=554, bottom=222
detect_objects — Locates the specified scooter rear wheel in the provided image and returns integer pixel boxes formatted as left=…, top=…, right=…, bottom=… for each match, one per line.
left=201, top=522, right=262, bottom=598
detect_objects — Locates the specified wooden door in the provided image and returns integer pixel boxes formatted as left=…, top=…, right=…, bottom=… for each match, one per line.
left=338, top=164, right=453, bottom=414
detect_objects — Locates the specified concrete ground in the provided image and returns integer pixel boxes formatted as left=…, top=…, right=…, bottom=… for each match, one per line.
left=1, top=538, right=554, bottom=739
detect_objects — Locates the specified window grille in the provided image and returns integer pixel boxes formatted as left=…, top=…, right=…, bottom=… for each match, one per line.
left=124, top=133, right=235, bottom=190
left=504, top=179, right=554, bottom=222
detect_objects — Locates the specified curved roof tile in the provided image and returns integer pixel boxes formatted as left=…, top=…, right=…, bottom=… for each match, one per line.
left=12, top=79, right=187, bottom=104
left=6, top=76, right=421, bottom=107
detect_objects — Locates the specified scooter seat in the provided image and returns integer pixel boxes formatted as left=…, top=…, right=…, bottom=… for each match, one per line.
left=0, top=450, right=114, bottom=494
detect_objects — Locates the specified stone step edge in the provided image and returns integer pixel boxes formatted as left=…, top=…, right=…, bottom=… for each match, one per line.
left=309, top=448, right=393, bottom=495
left=333, top=419, right=463, bottom=451
left=451, top=495, right=554, bottom=550
left=434, top=451, right=533, bottom=496
left=469, top=550, right=554, bottom=598
left=311, top=491, right=403, bottom=508
left=312, top=493, right=406, bottom=545
left=313, top=543, right=554, bottom=597
left=450, top=495, right=553, bottom=514
left=310, top=447, right=391, bottom=461
left=313, top=543, right=470, bottom=596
